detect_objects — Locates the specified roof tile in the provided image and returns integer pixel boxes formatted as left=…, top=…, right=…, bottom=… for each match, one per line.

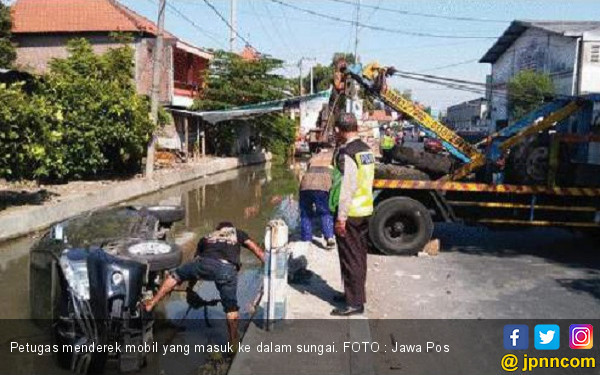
left=12, top=0, right=173, bottom=38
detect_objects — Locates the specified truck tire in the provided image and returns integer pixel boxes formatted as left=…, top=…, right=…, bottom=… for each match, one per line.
left=375, top=164, right=431, bottom=181
left=369, top=197, right=433, bottom=256
left=144, top=206, right=185, bottom=225
left=119, top=240, right=182, bottom=271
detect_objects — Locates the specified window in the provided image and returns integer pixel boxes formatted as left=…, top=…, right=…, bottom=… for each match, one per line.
left=591, top=45, right=600, bottom=64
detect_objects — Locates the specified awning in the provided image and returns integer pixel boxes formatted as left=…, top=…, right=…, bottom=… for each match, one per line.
left=170, top=89, right=331, bottom=124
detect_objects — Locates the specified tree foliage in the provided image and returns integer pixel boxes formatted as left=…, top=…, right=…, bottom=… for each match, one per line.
left=0, top=38, right=157, bottom=181
left=194, top=50, right=296, bottom=160
left=507, top=69, right=555, bottom=120
left=0, top=3, right=16, bottom=68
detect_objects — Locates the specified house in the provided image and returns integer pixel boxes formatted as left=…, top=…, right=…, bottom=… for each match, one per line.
left=11, top=0, right=213, bottom=155
left=445, top=98, right=488, bottom=132
left=480, top=20, right=600, bottom=132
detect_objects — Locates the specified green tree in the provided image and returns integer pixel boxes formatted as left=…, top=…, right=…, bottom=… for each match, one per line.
left=0, top=3, right=16, bottom=68
left=194, top=50, right=296, bottom=161
left=0, top=38, right=158, bottom=181
left=196, top=50, right=289, bottom=110
left=301, top=52, right=356, bottom=95
left=507, top=70, right=555, bottom=120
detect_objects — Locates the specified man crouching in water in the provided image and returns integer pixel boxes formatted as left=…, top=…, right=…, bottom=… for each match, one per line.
left=144, top=222, right=265, bottom=347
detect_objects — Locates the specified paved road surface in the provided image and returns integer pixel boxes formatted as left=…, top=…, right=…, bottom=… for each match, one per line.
left=366, top=224, right=600, bottom=319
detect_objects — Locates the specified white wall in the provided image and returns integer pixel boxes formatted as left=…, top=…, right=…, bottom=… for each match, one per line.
left=489, top=27, right=578, bottom=131
left=579, top=34, right=600, bottom=94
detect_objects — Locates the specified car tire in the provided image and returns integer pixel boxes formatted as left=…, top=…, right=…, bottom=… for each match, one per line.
left=369, top=197, right=433, bottom=256
left=119, top=240, right=182, bottom=271
left=144, top=206, right=185, bottom=225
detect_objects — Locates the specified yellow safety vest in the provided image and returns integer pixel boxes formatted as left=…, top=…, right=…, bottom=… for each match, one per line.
left=381, top=135, right=395, bottom=150
left=329, top=147, right=375, bottom=217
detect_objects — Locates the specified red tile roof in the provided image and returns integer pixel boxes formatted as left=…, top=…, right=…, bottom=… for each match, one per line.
left=12, top=0, right=174, bottom=38
left=368, top=110, right=393, bottom=122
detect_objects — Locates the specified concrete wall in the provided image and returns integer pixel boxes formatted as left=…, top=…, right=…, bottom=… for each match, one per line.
left=135, top=37, right=175, bottom=104
left=14, top=32, right=174, bottom=103
left=579, top=35, right=600, bottom=94
left=489, top=28, right=578, bottom=131
left=14, top=33, right=128, bottom=72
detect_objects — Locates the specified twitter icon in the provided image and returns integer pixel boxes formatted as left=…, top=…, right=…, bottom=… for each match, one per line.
left=535, top=325, right=560, bottom=350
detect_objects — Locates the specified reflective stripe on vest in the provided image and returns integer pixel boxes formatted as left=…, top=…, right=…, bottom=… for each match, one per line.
left=349, top=151, right=375, bottom=217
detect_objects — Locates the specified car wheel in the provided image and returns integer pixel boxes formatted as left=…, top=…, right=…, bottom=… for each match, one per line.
left=119, top=240, right=182, bottom=271
left=144, top=206, right=185, bottom=225
left=369, top=197, right=433, bottom=256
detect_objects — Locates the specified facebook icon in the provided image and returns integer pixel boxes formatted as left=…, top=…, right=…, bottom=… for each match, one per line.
left=504, top=325, right=529, bottom=350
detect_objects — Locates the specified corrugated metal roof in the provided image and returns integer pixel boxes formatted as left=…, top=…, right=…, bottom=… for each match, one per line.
left=480, top=20, right=600, bottom=63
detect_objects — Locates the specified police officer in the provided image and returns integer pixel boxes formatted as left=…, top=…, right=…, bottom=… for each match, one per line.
left=329, top=113, right=375, bottom=316
left=380, top=127, right=395, bottom=164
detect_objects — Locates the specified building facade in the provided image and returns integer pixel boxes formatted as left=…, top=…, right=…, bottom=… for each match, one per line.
left=445, top=98, right=488, bottom=132
left=11, top=0, right=213, bottom=148
left=480, top=20, right=600, bottom=132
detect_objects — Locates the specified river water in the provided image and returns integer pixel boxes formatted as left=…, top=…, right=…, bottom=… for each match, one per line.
left=0, top=163, right=301, bottom=374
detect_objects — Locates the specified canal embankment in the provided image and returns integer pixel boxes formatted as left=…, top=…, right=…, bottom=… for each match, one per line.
left=0, top=152, right=270, bottom=241
left=229, top=241, right=375, bottom=375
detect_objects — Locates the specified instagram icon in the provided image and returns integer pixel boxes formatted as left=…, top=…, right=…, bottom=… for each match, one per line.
left=570, top=325, right=593, bottom=349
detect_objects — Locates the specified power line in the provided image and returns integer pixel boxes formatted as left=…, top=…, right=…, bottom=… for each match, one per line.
left=418, top=58, right=479, bottom=73
left=164, top=1, right=226, bottom=47
left=393, top=70, right=487, bottom=88
left=201, top=0, right=255, bottom=49
left=269, top=0, right=499, bottom=39
left=326, top=0, right=509, bottom=24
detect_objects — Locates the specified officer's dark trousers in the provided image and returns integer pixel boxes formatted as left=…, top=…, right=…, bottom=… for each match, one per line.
left=336, top=216, right=370, bottom=307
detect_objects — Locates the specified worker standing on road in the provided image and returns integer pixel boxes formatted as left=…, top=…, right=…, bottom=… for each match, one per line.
left=143, top=222, right=265, bottom=348
left=380, top=127, right=395, bottom=164
left=299, top=148, right=336, bottom=249
left=329, top=113, right=375, bottom=316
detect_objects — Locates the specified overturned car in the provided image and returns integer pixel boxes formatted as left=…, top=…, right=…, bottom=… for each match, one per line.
left=29, top=205, right=185, bottom=373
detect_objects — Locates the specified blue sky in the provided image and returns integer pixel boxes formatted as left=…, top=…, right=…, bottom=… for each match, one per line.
left=120, top=0, right=600, bottom=111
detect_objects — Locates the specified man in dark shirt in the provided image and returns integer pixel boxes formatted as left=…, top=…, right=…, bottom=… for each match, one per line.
left=144, top=222, right=265, bottom=347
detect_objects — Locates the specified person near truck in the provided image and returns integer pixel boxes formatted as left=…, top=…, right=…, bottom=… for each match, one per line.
left=143, top=222, right=265, bottom=348
left=299, top=148, right=336, bottom=249
left=380, top=127, right=395, bottom=164
left=329, top=113, right=375, bottom=316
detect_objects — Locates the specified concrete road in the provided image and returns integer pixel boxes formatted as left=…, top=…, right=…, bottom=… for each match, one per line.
left=366, top=224, right=600, bottom=319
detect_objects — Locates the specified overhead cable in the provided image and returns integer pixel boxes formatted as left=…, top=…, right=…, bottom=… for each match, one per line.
left=269, top=0, right=499, bottom=39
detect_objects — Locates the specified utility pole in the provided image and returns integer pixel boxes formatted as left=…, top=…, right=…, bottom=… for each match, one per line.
left=229, top=0, right=237, bottom=52
left=145, top=0, right=166, bottom=178
left=354, top=0, right=360, bottom=61
left=297, top=57, right=316, bottom=96
left=310, top=64, right=314, bottom=95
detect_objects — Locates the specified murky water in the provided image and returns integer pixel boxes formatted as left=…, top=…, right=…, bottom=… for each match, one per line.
left=0, top=163, right=301, bottom=374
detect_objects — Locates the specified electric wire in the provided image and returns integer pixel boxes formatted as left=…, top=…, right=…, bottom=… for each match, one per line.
left=269, top=0, right=499, bottom=39
left=326, top=0, right=509, bottom=24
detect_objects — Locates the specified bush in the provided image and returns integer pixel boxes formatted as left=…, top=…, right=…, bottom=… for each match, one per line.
left=0, top=38, right=157, bottom=181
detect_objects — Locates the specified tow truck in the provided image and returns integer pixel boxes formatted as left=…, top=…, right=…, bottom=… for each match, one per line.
left=342, top=62, right=600, bottom=255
